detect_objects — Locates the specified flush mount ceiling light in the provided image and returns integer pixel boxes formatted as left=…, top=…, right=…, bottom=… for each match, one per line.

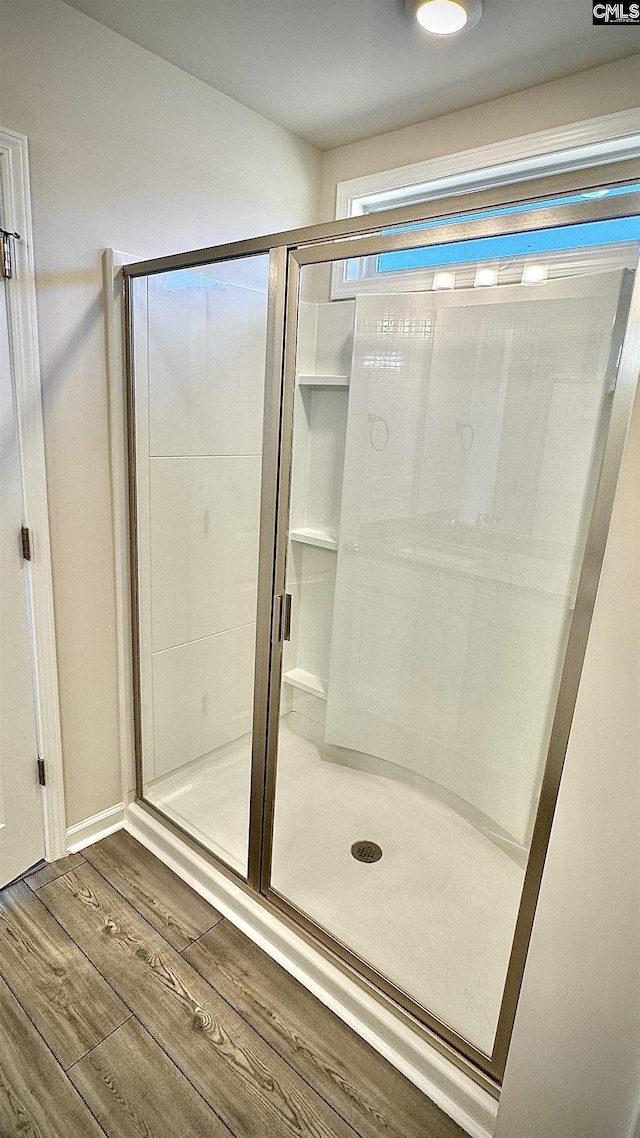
left=405, top=0, right=483, bottom=35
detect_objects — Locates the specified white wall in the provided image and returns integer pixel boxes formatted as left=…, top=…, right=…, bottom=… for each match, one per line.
left=494, top=390, right=640, bottom=1138
left=0, top=0, right=320, bottom=827
left=320, top=58, right=640, bottom=1138
left=319, top=53, right=640, bottom=219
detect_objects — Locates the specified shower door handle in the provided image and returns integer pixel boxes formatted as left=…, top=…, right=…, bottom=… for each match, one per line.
left=282, top=593, right=292, bottom=641
left=276, top=593, right=292, bottom=642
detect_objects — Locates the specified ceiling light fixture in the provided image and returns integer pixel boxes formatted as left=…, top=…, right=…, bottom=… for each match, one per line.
left=405, top=0, right=483, bottom=36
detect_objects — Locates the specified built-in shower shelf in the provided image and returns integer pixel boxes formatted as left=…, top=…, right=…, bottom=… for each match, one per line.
left=289, top=528, right=338, bottom=551
left=283, top=668, right=327, bottom=700
left=297, top=374, right=349, bottom=388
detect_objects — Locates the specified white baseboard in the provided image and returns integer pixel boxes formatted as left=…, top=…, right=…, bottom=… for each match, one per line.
left=125, top=801, right=498, bottom=1138
left=66, top=802, right=125, bottom=853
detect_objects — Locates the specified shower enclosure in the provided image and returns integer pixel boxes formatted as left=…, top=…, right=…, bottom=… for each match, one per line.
left=123, top=167, right=640, bottom=1089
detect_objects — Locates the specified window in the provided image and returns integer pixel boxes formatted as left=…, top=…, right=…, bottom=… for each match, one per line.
left=331, top=108, right=640, bottom=298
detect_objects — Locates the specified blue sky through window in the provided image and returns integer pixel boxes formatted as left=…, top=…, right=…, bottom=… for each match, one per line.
left=377, top=216, right=640, bottom=274
left=344, top=182, right=640, bottom=278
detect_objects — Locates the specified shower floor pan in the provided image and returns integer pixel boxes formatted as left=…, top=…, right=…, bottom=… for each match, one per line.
left=146, top=715, right=523, bottom=1054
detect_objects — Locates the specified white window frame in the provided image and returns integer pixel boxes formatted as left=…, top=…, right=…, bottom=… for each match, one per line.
left=330, top=107, right=640, bottom=299
left=0, top=127, right=66, bottom=861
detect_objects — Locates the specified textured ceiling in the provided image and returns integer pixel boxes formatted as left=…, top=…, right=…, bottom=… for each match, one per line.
left=63, top=0, right=640, bottom=149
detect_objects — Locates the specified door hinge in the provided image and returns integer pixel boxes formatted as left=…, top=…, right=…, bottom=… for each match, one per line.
left=20, top=526, right=31, bottom=561
left=37, top=758, right=46, bottom=786
left=0, top=228, right=20, bottom=280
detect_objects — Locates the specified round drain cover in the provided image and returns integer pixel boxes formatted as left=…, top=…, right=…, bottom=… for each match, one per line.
left=351, top=840, right=382, bottom=864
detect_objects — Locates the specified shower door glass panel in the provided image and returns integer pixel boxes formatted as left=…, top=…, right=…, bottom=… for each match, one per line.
left=270, top=236, right=638, bottom=1055
left=131, top=256, right=270, bottom=877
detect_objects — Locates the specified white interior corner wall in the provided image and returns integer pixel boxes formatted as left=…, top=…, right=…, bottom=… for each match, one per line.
left=0, top=0, right=321, bottom=829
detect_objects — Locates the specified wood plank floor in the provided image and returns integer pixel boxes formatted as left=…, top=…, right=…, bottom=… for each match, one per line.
left=0, top=879, right=130, bottom=1068
left=0, top=830, right=466, bottom=1138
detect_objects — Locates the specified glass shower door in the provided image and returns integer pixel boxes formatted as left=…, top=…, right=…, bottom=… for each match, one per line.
left=123, top=177, right=640, bottom=1088
left=266, top=201, right=640, bottom=1069
left=130, top=255, right=271, bottom=878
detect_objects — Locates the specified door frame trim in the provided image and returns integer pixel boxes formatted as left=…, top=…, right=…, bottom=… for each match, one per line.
left=0, top=127, right=65, bottom=861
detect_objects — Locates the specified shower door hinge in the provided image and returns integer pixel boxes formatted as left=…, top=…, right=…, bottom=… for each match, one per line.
left=37, top=757, right=46, bottom=786
left=0, top=228, right=20, bottom=279
left=277, top=593, right=292, bottom=642
left=20, top=526, right=31, bottom=561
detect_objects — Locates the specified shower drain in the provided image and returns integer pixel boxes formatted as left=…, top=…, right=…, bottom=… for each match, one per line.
left=351, top=840, right=383, bottom=864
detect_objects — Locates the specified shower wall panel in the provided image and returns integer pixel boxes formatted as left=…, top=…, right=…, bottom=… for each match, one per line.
left=143, top=273, right=265, bottom=782
left=149, top=456, right=261, bottom=653
left=132, top=258, right=270, bottom=875
left=325, top=273, right=626, bottom=846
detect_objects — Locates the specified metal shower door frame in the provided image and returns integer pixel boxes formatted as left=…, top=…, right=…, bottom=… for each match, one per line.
left=123, top=164, right=640, bottom=1093
left=258, top=187, right=640, bottom=1088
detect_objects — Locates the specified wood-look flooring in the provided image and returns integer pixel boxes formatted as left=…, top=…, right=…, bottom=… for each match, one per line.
left=0, top=829, right=466, bottom=1138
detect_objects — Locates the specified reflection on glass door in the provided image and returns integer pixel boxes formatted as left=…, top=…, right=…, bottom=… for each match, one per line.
left=131, top=255, right=270, bottom=877
left=269, top=228, right=638, bottom=1056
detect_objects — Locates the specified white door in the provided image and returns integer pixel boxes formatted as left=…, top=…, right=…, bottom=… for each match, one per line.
left=0, top=272, right=44, bottom=887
